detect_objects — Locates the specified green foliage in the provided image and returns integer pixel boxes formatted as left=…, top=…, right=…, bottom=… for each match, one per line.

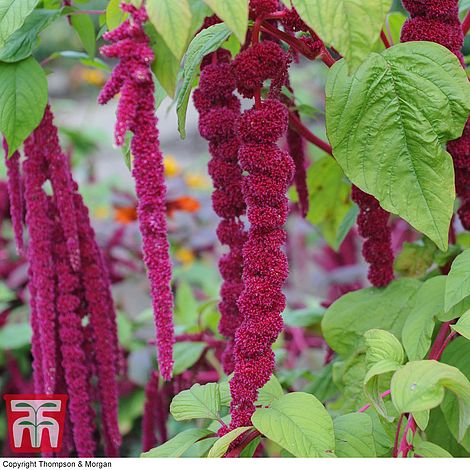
left=147, top=0, right=192, bottom=61
left=445, top=248, right=470, bottom=313
left=70, top=12, right=95, bottom=58
left=202, top=0, right=248, bottom=43
left=142, top=429, right=213, bottom=457
left=106, top=0, right=127, bottom=31
left=394, top=239, right=437, bottom=278
left=0, top=322, right=31, bottom=349
left=0, top=56, right=47, bottom=156
left=0, top=8, right=61, bottom=62
left=452, top=311, right=470, bottom=341
left=176, top=22, right=231, bottom=138
left=252, top=392, right=335, bottom=457
left=306, top=156, right=352, bottom=250
left=333, top=413, right=376, bottom=457
left=207, top=426, right=252, bottom=458
left=0, top=0, right=39, bottom=47
left=172, top=342, right=206, bottom=375
left=326, top=42, right=470, bottom=250
left=292, top=0, right=392, bottom=72
left=322, top=279, right=420, bottom=357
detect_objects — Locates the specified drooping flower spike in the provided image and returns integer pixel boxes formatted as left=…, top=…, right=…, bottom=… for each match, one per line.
left=99, top=2, right=175, bottom=380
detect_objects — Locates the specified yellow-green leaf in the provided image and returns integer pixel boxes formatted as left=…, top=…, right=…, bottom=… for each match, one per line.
left=203, top=0, right=248, bottom=43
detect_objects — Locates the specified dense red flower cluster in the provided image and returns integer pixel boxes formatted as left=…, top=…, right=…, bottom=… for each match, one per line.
left=6, top=105, right=121, bottom=457
left=352, top=186, right=394, bottom=287
left=249, top=0, right=280, bottom=19
left=194, top=59, right=246, bottom=374
left=282, top=6, right=308, bottom=32
left=401, top=0, right=470, bottom=229
left=99, top=3, right=174, bottom=380
left=229, top=98, right=294, bottom=429
left=232, top=41, right=290, bottom=98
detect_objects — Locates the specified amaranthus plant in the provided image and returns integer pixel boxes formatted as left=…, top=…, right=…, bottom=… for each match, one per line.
left=0, top=0, right=469, bottom=460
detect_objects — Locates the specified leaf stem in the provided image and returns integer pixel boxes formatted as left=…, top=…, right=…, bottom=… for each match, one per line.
left=392, top=414, right=404, bottom=457
left=225, top=429, right=261, bottom=458
left=288, top=111, right=333, bottom=155
left=380, top=31, right=391, bottom=49
left=357, top=389, right=391, bottom=413
left=462, top=10, right=470, bottom=36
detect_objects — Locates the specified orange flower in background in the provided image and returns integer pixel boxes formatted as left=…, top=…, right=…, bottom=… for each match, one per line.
left=166, top=196, right=200, bottom=217
left=114, top=196, right=200, bottom=224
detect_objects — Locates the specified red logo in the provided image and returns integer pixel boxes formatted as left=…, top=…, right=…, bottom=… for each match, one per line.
left=4, top=394, right=68, bottom=453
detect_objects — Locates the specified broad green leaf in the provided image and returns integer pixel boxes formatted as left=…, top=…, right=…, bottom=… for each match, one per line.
left=251, top=392, right=335, bottom=457
left=188, top=0, right=212, bottom=38
left=306, top=156, right=352, bottom=250
left=384, top=12, right=406, bottom=46
left=106, top=0, right=127, bottom=31
left=148, top=27, right=180, bottom=98
left=48, top=50, right=110, bottom=71
left=147, top=0, right=192, bottom=60
left=0, top=57, right=48, bottom=156
left=292, top=0, right=392, bottom=71
left=174, top=280, right=198, bottom=327
left=363, top=359, right=399, bottom=419
left=445, top=249, right=470, bottom=312
left=394, top=239, right=437, bottom=278
left=176, top=23, right=231, bottom=138
left=322, top=279, right=421, bottom=357
left=402, top=276, right=445, bottom=361
left=141, top=429, right=212, bottom=457
left=460, top=0, right=470, bottom=13
left=441, top=338, right=470, bottom=451
left=326, top=42, right=470, bottom=251
left=207, top=426, right=252, bottom=458
left=0, top=322, right=31, bottom=349
left=0, top=9, right=61, bottom=62
left=70, top=13, right=96, bottom=58
left=182, top=436, right=218, bottom=457
left=413, top=410, right=430, bottom=431
left=452, top=310, right=470, bottom=341
left=172, top=342, right=206, bottom=375
left=0, top=0, right=39, bottom=46
left=170, top=383, right=221, bottom=421
left=256, top=374, right=284, bottom=406
left=364, top=329, right=404, bottom=366
left=218, top=381, right=231, bottom=406
left=413, top=439, right=453, bottom=458
left=391, top=360, right=470, bottom=441
left=333, top=412, right=376, bottom=457
left=283, top=305, right=323, bottom=328
left=202, top=0, right=248, bottom=43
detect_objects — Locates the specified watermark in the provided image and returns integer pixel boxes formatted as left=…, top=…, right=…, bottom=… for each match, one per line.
left=4, top=394, right=68, bottom=453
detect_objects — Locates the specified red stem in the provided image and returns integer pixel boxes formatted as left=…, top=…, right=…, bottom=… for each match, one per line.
left=397, top=415, right=417, bottom=458
left=225, top=430, right=261, bottom=458
left=428, top=322, right=451, bottom=360
left=357, top=389, right=391, bottom=413
left=288, top=111, right=333, bottom=155
left=392, top=414, right=404, bottom=458
left=462, top=10, right=470, bottom=36
left=306, top=27, right=337, bottom=67
left=380, top=30, right=391, bottom=48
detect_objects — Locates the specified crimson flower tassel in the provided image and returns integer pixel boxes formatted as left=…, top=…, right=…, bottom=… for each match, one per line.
left=401, top=0, right=470, bottom=231
left=99, top=3, right=174, bottom=380
left=194, top=54, right=246, bottom=374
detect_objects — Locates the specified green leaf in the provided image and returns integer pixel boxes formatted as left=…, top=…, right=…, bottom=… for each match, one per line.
left=413, top=439, right=453, bottom=458
left=256, top=374, right=284, bottom=406
left=402, top=276, right=446, bottom=361
left=147, top=0, right=192, bottom=61
left=363, top=359, right=399, bottom=419
left=18, top=421, right=34, bottom=426
left=141, top=429, right=212, bottom=457
left=0, top=322, right=31, bottom=349
left=322, top=279, right=421, bottom=357
left=413, top=409, right=430, bottom=431
left=452, top=310, right=470, bottom=341
left=0, top=9, right=61, bottom=62
left=306, top=156, right=352, bottom=250
left=292, top=0, right=392, bottom=72
left=172, top=342, right=206, bottom=375
left=364, top=329, right=404, bottom=367
left=445, top=249, right=470, bottom=313
left=207, top=426, right=252, bottom=458
left=170, top=383, right=221, bottom=421
left=0, top=57, right=48, bottom=156
left=188, top=0, right=212, bottom=38
left=182, top=436, right=218, bottom=457
left=335, top=203, right=359, bottom=249
left=70, top=13, right=96, bottom=58
left=394, top=239, right=437, bottom=278
left=460, top=0, right=470, bottom=13
left=441, top=337, right=470, bottom=451
left=251, top=392, right=335, bottom=457
left=176, top=22, right=231, bottom=138
left=326, top=42, right=470, bottom=251
left=384, top=12, right=406, bottom=46
left=174, top=280, right=198, bottom=327
left=202, top=0, right=248, bottom=43
left=391, top=360, right=470, bottom=441
left=333, top=412, right=376, bottom=457
left=0, top=0, right=39, bottom=46
left=106, top=0, right=127, bottom=31
left=283, top=305, right=323, bottom=328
